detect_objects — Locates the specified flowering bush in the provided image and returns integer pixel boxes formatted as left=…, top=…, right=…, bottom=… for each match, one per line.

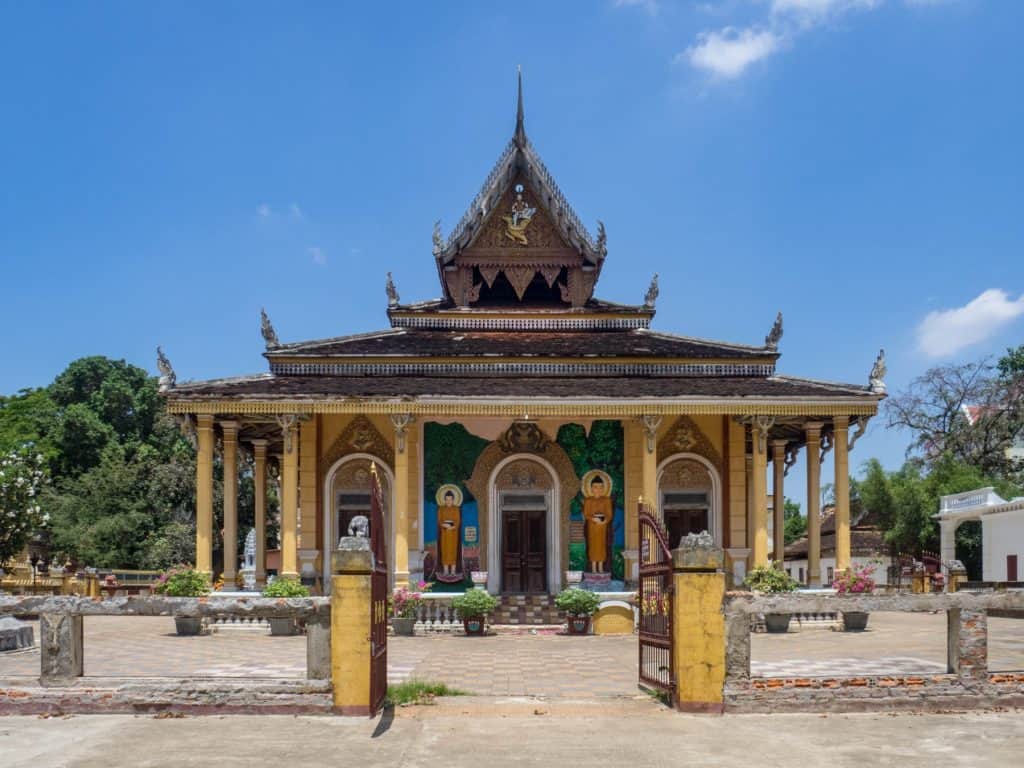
left=833, top=562, right=877, bottom=595
left=262, top=577, right=310, bottom=598
left=0, top=448, right=48, bottom=565
left=392, top=581, right=431, bottom=618
left=153, top=565, right=211, bottom=597
left=554, top=587, right=601, bottom=617
left=745, top=563, right=799, bottom=594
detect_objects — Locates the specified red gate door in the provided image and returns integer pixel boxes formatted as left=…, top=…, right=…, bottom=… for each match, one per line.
left=638, top=502, right=674, bottom=703
left=369, top=463, right=388, bottom=715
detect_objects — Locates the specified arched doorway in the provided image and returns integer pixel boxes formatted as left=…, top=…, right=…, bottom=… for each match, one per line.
left=487, top=455, right=561, bottom=594
left=321, top=454, right=394, bottom=589
left=657, top=453, right=722, bottom=549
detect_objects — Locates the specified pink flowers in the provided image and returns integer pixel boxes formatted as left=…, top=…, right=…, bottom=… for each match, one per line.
left=834, top=562, right=877, bottom=595
left=392, top=582, right=432, bottom=618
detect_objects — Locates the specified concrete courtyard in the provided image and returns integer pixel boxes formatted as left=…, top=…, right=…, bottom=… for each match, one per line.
left=2, top=707, right=1023, bottom=768
left=0, top=612, right=1020, bottom=696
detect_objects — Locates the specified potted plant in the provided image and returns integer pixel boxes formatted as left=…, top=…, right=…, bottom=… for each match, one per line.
left=262, top=577, right=310, bottom=635
left=451, top=588, right=498, bottom=636
left=554, top=587, right=601, bottom=635
left=745, top=563, right=799, bottom=633
left=153, top=565, right=211, bottom=636
left=391, top=582, right=430, bottom=636
left=834, top=562, right=877, bottom=631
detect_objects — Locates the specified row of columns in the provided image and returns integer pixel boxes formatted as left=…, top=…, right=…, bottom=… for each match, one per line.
left=749, top=416, right=853, bottom=585
left=194, top=414, right=299, bottom=583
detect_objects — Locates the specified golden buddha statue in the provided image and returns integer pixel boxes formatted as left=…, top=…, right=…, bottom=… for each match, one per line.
left=582, top=472, right=613, bottom=573
left=436, top=485, right=462, bottom=578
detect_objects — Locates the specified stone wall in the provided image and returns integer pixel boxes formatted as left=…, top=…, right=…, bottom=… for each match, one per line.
left=723, top=591, right=1024, bottom=713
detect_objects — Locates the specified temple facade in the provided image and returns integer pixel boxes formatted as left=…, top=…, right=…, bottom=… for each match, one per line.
left=162, top=77, right=885, bottom=595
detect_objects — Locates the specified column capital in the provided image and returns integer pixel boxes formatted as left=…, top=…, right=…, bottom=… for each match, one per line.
left=804, top=421, right=824, bottom=440
left=771, top=439, right=788, bottom=456
left=251, top=438, right=268, bottom=458
left=220, top=420, right=240, bottom=438
left=196, top=413, right=215, bottom=430
left=833, top=415, right=850, bottom=431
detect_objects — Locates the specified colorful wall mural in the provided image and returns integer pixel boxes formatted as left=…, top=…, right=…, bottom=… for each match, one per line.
left=422, top=420, right=625, bottom=590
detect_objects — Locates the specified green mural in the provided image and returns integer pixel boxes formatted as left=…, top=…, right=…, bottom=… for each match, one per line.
left=423, top=422, right=489, bottom=503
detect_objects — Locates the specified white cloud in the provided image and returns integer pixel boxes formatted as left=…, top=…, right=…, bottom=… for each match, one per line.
left=290, top=203, right=304, bottom=220
left=257, top=204, right=272, bottom=218
left=613, top=0, right=658, bottom=15
left=683, top=0, right=948, bottom=81
left=308, top=246, right=327, bottom=266
left=683, top=27, right=783, bottom=79
left=917, top=289, right=1024, bottom=358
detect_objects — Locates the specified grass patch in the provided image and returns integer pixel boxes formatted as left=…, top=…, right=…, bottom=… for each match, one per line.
left=385, top=679, right=469, bottom=706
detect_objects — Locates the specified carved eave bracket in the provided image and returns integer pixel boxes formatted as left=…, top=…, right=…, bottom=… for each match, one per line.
left=389, top=413, right=415, bottom=454
left=819, top=432, right=834, bottom=464
left=640, top=415, right=663, bottom=454
left=848, top=416, right=870, bottom=452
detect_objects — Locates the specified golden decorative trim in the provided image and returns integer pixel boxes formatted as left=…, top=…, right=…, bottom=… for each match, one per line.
left=658, top=416, right=723, bottom=471
left=167, top=399, right=879, bottom=418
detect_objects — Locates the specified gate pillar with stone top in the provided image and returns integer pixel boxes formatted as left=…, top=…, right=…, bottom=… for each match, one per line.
left=331, top=537, right=375, bottom=715
left=672, top=537, right=726, bottom=713
left=40, top=613, right=83, bottom=687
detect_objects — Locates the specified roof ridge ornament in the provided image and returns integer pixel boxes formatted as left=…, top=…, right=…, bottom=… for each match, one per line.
left=644, top=274, right=659, bottom=310
left=765, top=311, right=783, bottom=350
left=156, top=346, right=176, bottom=392
left=869, top=349, right=886, bottom=394
left=514, top=65, right=526, bottom=148
left=596, top=220, right=607, bottom=260
left=386, top=272, right=400, bottom=307
left=261, top=308, right=281, bottom=350
left=432, top=220, right=444, bottom=257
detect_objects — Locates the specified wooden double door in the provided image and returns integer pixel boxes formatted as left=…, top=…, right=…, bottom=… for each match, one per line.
left=502, top=508, right=547, bottom=594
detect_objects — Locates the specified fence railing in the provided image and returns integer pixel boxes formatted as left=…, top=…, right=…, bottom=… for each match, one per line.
left=0, top=595, right=331, bottom=685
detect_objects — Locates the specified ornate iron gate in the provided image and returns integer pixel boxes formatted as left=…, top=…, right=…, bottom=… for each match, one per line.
left=638, top=503, right=674, bottom=703
left=369, top=463, right=388, bottom=715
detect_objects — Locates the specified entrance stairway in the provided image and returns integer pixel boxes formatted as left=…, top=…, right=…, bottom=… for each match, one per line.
left=492, top=594, right=564, bottom=626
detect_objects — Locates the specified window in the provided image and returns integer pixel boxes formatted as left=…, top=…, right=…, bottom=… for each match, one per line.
left=827, top=566, right=834, bottom=585
left=799, top=567, right=804, bottom=584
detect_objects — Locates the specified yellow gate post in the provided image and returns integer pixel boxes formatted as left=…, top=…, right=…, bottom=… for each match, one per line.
left=672, top=538, right=726, bottom=713
left=331, top=537, right=374, bottom=715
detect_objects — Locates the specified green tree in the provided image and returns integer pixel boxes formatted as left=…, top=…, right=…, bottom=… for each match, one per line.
left=782, top=498, right=806, bottom=545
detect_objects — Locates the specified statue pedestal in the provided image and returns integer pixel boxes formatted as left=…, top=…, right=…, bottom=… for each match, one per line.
left=581, top=572, right=611, bottom=590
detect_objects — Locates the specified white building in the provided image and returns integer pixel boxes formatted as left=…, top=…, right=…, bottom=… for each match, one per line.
left=936, top=488, right=1024, bottom=582
left=784, top=506, right=895, bottom=587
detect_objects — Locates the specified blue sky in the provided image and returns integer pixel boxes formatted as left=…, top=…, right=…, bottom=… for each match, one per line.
left=2, top=1, right=1022, bottom=495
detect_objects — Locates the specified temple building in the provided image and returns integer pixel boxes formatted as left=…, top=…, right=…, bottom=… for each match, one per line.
left=161, top=75, right=886, bottom=594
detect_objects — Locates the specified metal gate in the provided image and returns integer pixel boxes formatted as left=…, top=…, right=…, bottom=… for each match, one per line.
left=369, top=463, right=388, bottom=715
left=638, top=502, right=674, bottom=703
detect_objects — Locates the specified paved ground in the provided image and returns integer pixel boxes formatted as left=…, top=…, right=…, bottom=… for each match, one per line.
left=0, top=613, right=1020, bottom=694
left=2, top=707, right=1023, bottom=768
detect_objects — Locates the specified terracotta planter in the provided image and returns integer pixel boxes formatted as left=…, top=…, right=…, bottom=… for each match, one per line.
left=842, top=611, right=870, bottom=631
left=392, top=617, right=417, bottom=636
left=462, top=617, right=486, bottom=636
left=567, top=616, right=591, bottom=635
left=174, top=617, right=202, bottom=636
left=764, top=613, right=792, bottom=633
left=269, top=617, right=296, bottom=636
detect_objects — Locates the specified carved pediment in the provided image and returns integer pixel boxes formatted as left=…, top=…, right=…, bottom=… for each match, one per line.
left=464, top=177, right=579, bottom=258
left=657, top=416, right=722, bottom=470
left=497, top=421, right=551, bottom=454
left=320, top=415, right=394, bottom=475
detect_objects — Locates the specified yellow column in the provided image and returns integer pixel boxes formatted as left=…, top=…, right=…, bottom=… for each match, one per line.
left=195, top=414, right=214, bottom=577
left=673, top=550, right=726, bottom=712
left=727, top=418, right=747, bottom=553
left=279, top=415, right=300, bottom=579
left=624, top=420, right=645, bottom=582
left=771, top=440, right=786, bottom=565
left=751, top=422, right=769, bottom=567
left=833, top=416, right=851, bottom=574
left=221, top=421, right=239, bottom=582
left=745, top=453, right=753, bottom=553
left=390, top=414, right=413, bottom=588
left=298, top=417, right=319, bottom=580
left=331, top=541, right=374, bottom=715
left=252, top=439, right=268, bottom=587
left=805, top=422, right=823, bottom=587
left=640, top=415, right=661, bottom=511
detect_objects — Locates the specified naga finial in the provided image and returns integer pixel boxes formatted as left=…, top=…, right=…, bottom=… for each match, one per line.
left=765, top=311, right=783, bottom=350
left=596, top=220, right=607, bottom=258
left=869, top=349, right=887, bottom=394
left=156, top=346, right=176, bottom=393
left=260, top=308, right=280, bottom=350
left=432, top=220, right=444, bottom=257
left=386, top=272, right=400, bottom=307
left=643, top=273, right=659, bottom=310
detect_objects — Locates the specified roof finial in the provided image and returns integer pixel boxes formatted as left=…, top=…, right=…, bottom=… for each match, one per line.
left=514, top=65, right=526, bottom=147
left=765, top=311, right=783, bottom=350
left=260, top=307, right=281, bottom=350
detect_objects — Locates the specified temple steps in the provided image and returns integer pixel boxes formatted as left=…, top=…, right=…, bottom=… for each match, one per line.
left=492, top=594, right=564, bottom=626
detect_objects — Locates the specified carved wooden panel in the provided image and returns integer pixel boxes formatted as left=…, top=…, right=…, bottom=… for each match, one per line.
left=495, top=459, right=554, bottom=491
left=660, top=458, right=713, bottom=490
